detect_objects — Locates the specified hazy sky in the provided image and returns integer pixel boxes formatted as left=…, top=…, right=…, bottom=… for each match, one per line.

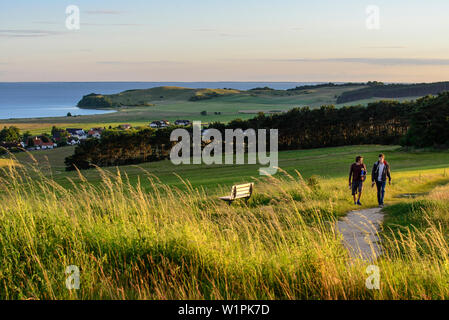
left=1, top=0, right=449, bottom=82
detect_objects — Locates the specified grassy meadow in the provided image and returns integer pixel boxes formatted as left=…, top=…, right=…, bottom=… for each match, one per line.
left=1, top=145, right=449, bottom=299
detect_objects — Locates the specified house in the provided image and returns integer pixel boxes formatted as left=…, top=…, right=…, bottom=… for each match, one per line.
left=119, top=124, right=132, bottom=130
left=67, top=137, right=80, bottom=145
left=88, top=127, right=104, bottom=139
left=31, top=136, right=57, bottom=150
left=174, top=120, right=191, bottom=126
left=66, top=128, right=87, bottom=140
left=150, top=120, right=170, bottom=128
left=149, top=121, right=159, bottom=128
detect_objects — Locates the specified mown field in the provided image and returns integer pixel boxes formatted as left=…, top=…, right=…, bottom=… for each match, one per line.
left=1, top=145, right=449, bottom=299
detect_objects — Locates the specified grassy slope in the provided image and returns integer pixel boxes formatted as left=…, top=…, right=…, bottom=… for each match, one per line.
left=1, top=145, right=449, bottom=299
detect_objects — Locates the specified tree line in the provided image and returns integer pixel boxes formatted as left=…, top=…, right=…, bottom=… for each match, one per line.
left=402, top=93, right=449, bottom=148
left=65, top=128, right=174, bottom=170
left=336, top=82, right=449, bottom=104
left=209, top=100, right=412, bottom=149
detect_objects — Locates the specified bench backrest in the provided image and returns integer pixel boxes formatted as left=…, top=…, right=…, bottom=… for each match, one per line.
left=230, top=183, right=254, bottom=200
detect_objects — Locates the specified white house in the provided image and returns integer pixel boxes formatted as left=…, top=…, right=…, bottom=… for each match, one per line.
left=66, top=128, right=87, bottom=140
left=174, top=120, right=191, bottom=126
left=150, top=120, right=170, bottom=128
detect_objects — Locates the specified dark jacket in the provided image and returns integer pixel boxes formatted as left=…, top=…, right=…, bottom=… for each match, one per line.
left=371, top=160, right=391, bottom=182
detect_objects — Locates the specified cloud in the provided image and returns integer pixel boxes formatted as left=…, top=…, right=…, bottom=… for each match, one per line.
left=193, top=29, right=247, bottom=38
left=361, top=46, right=406, bottom=49
left=268, top=57, right=449, bottom=66
left=0, top=29, right=63, bottom=38
left=218, top=33, right=247, bottom=38
left=34, top=20, right=145, bottom=27
left=84, top=10, right=124, bottom=15
left=32, top=21, right=60, bottom=25
left=96, top=60, right=182, bottom=65
left=83, top=22, right=144, bottom=27
left=193, top=28, right=217, bottom=32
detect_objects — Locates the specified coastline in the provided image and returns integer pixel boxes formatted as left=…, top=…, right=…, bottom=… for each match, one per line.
left=0, top=107, right=116, bottom=121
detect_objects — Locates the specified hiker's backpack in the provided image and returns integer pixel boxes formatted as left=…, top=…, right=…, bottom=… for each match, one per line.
left=361, top=168, right=367, bottom=182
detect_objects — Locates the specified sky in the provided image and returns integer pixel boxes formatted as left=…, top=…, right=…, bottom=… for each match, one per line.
left=1, top=0, right=449, bottom=82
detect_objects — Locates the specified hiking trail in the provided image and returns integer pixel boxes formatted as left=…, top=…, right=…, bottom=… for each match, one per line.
left=336, top=207, right=384, bottom=261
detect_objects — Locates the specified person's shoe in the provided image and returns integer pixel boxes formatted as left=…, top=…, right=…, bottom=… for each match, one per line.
left=357, top=201, right=362, bottom=206
left=379, top=204, right=384, bottom=208
left=354, top=201, right=357, bottom=205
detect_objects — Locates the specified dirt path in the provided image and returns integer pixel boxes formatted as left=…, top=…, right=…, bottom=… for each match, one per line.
left=336, top=207, right=384, bottom=261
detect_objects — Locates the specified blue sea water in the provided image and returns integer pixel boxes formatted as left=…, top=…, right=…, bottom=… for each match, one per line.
left=0, top=82, right=320, bottom=120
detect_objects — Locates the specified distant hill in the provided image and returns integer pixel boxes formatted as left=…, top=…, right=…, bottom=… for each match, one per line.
left=77, top=86, right=242, bottom=109
left=336, top=82, right=449, bottom=104
left=76, top=82, right=449, bottom=110
left=76, top=84, right=368, bottom=109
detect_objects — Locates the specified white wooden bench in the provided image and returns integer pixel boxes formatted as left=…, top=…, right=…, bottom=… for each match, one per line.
left=219, top=183, right=254, bottom=205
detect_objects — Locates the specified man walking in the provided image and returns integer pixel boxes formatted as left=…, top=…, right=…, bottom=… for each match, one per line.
left=371, top=153, right=392, bottom=208
left=349, top=155, right=367, bottom=206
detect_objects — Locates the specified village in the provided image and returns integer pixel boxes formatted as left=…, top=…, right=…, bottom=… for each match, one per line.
left=0, top=119, right=192, bottom=152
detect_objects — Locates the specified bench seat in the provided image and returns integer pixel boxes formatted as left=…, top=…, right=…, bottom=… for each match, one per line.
left=219, top=183, right=254, bottom=204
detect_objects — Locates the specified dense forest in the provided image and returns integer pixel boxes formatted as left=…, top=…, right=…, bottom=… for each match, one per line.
left=209, top=100, right=412, bottom=149
left=65, top=93, right=449, bottom=170
left=336, top=82, right=449, bottom=104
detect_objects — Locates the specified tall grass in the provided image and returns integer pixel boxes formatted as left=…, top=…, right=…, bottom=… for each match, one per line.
left=1, top=157, right=449, bottom=300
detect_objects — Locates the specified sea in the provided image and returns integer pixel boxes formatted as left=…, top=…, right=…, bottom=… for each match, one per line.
left=0, top=82, right=321, bottom=120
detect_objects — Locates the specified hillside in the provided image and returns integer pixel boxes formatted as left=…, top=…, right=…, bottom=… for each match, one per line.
left=77, top=82, right=449, bottom=111
left=76, top=84, right=367, bottom=109
left=77, top=86, right=243, bottom=108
